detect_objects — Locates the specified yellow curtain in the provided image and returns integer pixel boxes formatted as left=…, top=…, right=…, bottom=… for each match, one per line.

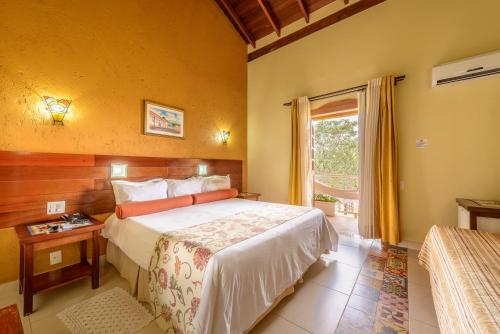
left=288, top=99, right=302, bottom=205
left=375, top=76, right=400, bottom=244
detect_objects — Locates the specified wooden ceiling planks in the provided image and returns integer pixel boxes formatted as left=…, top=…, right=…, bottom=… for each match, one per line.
left=248, top=0, right=387, bottom=61
left=214, top=0, right=386, bottom=61
left=216, top=0, right=336, bottom=42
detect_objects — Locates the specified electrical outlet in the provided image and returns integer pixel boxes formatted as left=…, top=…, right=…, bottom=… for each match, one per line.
left=49, top=250, right=62, bottom=265
left=47, top=201, right=65, bottom=215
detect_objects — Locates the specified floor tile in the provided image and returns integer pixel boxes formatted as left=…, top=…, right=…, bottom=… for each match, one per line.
left=347, top=294, right=378, bottom=316
left=333, top=244, right=371, bottom=268
left=408, top=283, right=438, bottom=327
left=30, top=314, right=70, bottom=334
left=407, top=248, right=419, bottom=259
left=352, top=283, right=380, bottom=302
left=274, top=281, right=349, bottom=334
left=408, top=257, right=430, bottom=286
left=409, top=318, right=441, bottom=334
left=305, top=260, right=360, bottom=294
left=373, top=318, right=407, bottom=334
left=357, top=274, right=382, bottom=290
left=336, top=306, right=374, bottom=333
left=250, top=313, right=310, bottom=334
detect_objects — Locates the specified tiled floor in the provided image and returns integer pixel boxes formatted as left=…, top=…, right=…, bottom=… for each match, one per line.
left=0, top=216, right=440, bottom=333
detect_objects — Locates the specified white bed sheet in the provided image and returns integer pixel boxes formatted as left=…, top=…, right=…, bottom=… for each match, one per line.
left=103, top=198, right=338, bottom=334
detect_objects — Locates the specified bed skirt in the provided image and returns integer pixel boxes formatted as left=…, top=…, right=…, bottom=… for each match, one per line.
left=105, top=240, right=296, bottom=333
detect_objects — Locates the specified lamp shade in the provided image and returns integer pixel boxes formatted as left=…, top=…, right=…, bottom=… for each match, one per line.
left=43, top=96, right=71, bottom=125
left=220, top=130, right=230, bottom=144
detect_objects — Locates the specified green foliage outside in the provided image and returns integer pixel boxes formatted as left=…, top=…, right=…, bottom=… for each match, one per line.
left=313, top=117, right=359, bottom=191
left=314, top=194, right=338, bottom=202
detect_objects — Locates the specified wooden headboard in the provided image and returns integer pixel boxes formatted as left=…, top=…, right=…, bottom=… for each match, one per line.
left=0, top=151, right=243, bottom=229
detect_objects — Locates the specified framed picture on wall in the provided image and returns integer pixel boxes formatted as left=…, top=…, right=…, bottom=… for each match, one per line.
left=143, top=101, right=184, bottom=138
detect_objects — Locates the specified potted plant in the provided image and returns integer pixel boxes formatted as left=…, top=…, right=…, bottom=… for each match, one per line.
left=314, top=194, right=338, bottom=217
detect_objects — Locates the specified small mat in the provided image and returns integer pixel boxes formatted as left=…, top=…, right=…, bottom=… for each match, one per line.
left=57, top=287, right=153, bottom=334
left=0, top=304, right=24, bottom=334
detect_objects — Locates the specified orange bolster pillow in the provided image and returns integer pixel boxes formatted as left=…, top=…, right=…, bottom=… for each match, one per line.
left=192, top=188, right=239, bottom=204
left=115, top=195, right=193, bottom=219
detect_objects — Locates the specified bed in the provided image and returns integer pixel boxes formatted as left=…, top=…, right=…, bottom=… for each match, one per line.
left=418, top=225, right=500, bottom=334
left=102, top=197, right=337, bottom=334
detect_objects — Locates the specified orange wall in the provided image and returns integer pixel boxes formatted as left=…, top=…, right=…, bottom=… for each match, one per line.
left=0, top=0, right=247, bottom=283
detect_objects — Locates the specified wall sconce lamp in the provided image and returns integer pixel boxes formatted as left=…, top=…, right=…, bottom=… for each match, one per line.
left=43, top=96, right=71, bottom=125
left=198, top=164, right=208, bottom=176
left=220, top=130, right=230, bottom=144
left=110, top=163, right=128, bottom=178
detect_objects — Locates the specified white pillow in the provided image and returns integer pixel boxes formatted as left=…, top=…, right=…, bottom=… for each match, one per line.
left=201, top=175, right=231, bottom=192
left=111, top=179, right=167, bottom=204
left=166, top=178, right=203, bottom=197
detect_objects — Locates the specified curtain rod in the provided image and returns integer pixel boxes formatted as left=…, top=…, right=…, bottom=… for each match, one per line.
left=282, top=75, right=406, bottom=107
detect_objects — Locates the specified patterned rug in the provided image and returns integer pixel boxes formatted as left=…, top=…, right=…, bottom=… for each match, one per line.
left=57, top=287, right=153, bottom=334
left=336, top=242, right=409, bottom=334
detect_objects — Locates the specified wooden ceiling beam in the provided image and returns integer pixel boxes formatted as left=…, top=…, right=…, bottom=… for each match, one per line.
left=257, top=0, right=281, bottom=37
left=249, top=0, right=386, bottom=61
left=218, top=0, right=256, bottom=48
left=296, top=0, right=310, bottom=23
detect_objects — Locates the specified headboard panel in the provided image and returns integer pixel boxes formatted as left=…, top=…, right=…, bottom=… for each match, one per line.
left=0, top=151, right=243, bottom=228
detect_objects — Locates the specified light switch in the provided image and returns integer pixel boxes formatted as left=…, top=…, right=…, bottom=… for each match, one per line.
left=47, top=201, right=65, bottom=215
left=416, top=138, right=428, bottom=148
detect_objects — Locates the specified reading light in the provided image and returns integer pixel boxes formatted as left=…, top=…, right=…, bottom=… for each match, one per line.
left=43, top=96, right=71, bottom=125
left=110, top=163, right=128, bottom=178
left=198, top=164, right=208, bottom=176
left=220, top=130, right=230, bottom=144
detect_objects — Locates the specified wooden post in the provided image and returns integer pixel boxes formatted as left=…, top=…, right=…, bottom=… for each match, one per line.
left=19, top=244, right=24, bottom=294
left=80, top=240, right=87, bottom=263
left=23, top=244, right=33, bottom=315
left=91, top=231, right=100, bottom=289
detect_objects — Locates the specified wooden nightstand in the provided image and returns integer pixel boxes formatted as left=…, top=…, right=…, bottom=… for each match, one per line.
left=237, top=192, right=261, bottom=201
left=15, top=217, right=104, bottom=316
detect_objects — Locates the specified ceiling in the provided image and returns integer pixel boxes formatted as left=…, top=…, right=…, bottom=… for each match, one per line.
left=215, top=0, right=343, bottom=47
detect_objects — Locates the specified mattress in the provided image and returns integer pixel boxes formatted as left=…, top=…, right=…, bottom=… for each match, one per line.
left=419, top=225, right=500, bottom=334
left=103, top=198, right=337, bottom=333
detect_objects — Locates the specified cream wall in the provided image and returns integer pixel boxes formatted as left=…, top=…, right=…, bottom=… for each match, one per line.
left=0, top=0, right=247, bottom=284
left=248, top=0, right=500, bottom=242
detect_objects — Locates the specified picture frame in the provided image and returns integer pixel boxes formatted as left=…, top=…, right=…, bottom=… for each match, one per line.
left=143, top=101, right=185, bottom=138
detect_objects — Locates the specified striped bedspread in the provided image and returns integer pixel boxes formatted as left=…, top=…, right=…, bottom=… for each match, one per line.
left=419, top=225, right=500, bottom=334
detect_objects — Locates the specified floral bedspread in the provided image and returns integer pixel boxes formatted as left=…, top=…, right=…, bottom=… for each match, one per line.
left=148, top=203, right=313, bottom=334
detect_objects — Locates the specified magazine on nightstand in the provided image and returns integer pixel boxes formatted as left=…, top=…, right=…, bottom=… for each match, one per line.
left=27, top=213, right=93, bottom=236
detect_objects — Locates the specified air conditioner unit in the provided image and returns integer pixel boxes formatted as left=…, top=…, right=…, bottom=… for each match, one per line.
left=432, top=50, right=500, bottom=87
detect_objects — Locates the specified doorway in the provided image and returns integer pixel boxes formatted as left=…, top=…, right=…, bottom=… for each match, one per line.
left=311, top=94, right=360, bottom=237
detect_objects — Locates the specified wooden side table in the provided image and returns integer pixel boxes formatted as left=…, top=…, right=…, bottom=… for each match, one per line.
left=15, top=218, right=104, bottom=316
left=237, top=192, right=261, bottom=201
left=456, top=198, right=500, bottom=230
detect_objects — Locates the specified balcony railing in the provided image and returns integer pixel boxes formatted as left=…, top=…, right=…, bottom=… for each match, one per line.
left=314, top=173, right=359, bottom=217
left=314, top=173, right=359, bottom=192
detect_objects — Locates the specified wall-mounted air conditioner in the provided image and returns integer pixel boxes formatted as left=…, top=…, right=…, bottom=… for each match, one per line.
left=432, top=50, right=500, bottom=87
